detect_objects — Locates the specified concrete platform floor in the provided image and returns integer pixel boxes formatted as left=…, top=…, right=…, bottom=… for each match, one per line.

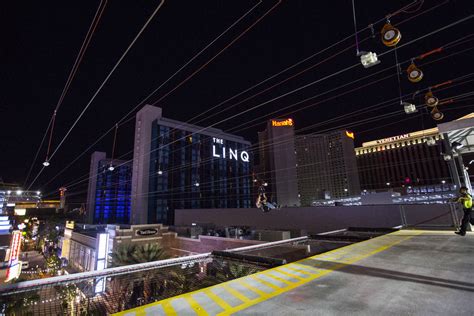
left=117, top=230, right=474, bottom=316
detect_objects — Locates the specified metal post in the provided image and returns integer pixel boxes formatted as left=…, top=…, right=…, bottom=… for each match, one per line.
left=457, top=154, right=473, bottom=192
left=449, top=203, right=459, bottom=230
left=442, top=133, right=462, bottom=188
left=399, top=205, right=408, bottom=228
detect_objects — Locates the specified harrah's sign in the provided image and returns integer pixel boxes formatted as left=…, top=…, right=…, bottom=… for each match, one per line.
left=272, top=118, right=293, bottom=127
left=213, top=138, right=249, bottom=163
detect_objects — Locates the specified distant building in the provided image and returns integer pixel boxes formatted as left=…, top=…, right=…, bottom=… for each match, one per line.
left=131, top=105, right=252, bottom=225
left=257, top=118, right=300, bottom=207
left=355, top=127, right=449, bottom=191
left=86, top=152, right=132, bottom=225
left=296, top=130, right=360, bottom=205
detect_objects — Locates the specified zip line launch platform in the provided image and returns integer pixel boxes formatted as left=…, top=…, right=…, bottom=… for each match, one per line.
left=116, top=230, right=474, bottom=316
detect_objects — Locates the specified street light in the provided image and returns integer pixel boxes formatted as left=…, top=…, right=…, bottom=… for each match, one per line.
left=16, top=190, right=23, bottom=195
left=158, top=170, right=163, bottom=175
left=441, top=180, right=446, bottom=184
left=43, top=161, right=50, bottom=167
left=386, top=182, right=390, bottom=186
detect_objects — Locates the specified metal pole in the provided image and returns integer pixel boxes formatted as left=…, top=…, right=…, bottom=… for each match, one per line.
left=457, top=154, right=473, bottom=192
left=442, top=133, right=462, bottom=188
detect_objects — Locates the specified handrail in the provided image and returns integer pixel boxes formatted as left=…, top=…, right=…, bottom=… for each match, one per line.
left=0, top=252, right=211, bottom=294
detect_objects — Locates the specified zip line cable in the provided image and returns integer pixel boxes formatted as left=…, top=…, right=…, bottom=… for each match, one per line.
left=42, top=29, right=472, bottom=194
left=47, top=0, right=167, bottom=162
left=149, top=0, right=282, bottom=108
left=49, top=84, right=474, bottom=197
left=37, top=1, right=448, bottom=190
left=26, top=0, right=167, bottom=191
left=28, top=0, right=272, bottom=190
left=39, top=12, right=473, bottom=193
left=114, top=0, right=264, bottom=126
left=59, top=149, right=465, bottom=205
left=228, top=43, right=474, bottom=135
left=23, top=0, right=108, bottom=186
left=151, top=0, right=450, bottom=130
left=36, top=0, right=269, bottom=188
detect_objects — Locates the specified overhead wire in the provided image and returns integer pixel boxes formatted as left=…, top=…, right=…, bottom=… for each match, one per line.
left=23, top=0, right=108, bottom=186
left=26, top=0, right=167, bottom=191
left=48, top=82, right=474, bottom=198
left=41, top=0, right=434, bottom=188
left=41, top=8, right=472, bottom=194
left=43, top=24, right=474, bottom=194
left=41, top=0, right=451, bottom=191
left=29, top=0, right=278, bottom=190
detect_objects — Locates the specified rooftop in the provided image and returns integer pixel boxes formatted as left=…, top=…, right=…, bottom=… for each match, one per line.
left=118, top=229, right=474, bottom=315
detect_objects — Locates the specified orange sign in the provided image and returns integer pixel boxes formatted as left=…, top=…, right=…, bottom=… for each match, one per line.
left=345, top=131, right=355, bottom=139
left=272, top=118, right=293, bottom=127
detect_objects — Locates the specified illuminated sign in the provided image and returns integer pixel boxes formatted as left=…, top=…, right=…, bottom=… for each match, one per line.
left=212, top=138, right=249, bottom=163
left=14, top=208, right=26, bottom=216
left=375, top=134, right=410, bottom=144
left=136, top=228, right=158, bottom=236
left=272, top=118, right=293, bottom=127
left=95, top=233, right=109, bottom=293
left=345, top=131, right=355, bottom=139
left=5, top=231, right=22, bottom=282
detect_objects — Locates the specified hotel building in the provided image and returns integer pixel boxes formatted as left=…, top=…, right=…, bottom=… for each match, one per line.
left=86, top=152, right=132, bottom=225
left=296, top=130, right=360, bottom=205
left=131, top=105, right=252, bottom=225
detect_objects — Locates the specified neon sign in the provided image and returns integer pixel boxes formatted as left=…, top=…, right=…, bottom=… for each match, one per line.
left=376, top=134, right=410, bottom=144
left=212, top=138, right=249, bottom=163
left=345, top=131, right=355, bottom=139
left=5, top=231, right=22, bottom=282
left=271, top=118, right=293, bottom=127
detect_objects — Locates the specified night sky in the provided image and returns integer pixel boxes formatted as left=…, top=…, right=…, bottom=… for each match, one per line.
left=1, top=0, right=473, bottom=202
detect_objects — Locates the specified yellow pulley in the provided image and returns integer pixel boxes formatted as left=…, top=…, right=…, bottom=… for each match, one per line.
left=430, top=107, right=444, bottom=121
left=381, top=22, right=401, bottom=47
left=407, top=62, right=423, bottom=83
left=425, top=91, right=439, bottom=107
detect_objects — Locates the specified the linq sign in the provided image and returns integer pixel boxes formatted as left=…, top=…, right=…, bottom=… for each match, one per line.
left=136, top=228, right=158, bottom=236
left=212, top=138, right=250, bottom=163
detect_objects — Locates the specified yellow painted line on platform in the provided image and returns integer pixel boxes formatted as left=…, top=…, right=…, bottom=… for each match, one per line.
left=272, top=269, right=306, bottom=281
left=237, top=280, right=270, bottom=298
left=216, top=231, right=423, bottom=315
left=291, top=262, right=323, bottom=274
left=221, top=284, right=251, bottom=303
left=114, top=230, right=423, bottom=316
left=261, top=271, right=294, bottom=285
left=284, top=265, right=313, bottom=276
left=202, top=289, right=233, bottom=311
left=250, top=275, right=283, bottom=290
left=161, top=301, right=177, bottom=316
left=183, top=295, right=208, bottom=316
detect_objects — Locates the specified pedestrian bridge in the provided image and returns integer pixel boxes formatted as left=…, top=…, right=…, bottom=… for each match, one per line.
left=116, top=230, right=474, bottom=315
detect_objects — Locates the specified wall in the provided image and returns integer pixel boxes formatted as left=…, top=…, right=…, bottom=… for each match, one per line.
left=175, top=204, right=457, bottom=235
left=162, top=234, right=263, bottom=256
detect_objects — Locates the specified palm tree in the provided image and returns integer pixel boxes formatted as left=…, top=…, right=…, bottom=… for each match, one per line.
left=211, top=261, right=259, bottom=282
left=110, top=243, right=170, bottom=306
left=111, top=244, right=137, bottom=267
left=131, top=244, right=167, bottom=263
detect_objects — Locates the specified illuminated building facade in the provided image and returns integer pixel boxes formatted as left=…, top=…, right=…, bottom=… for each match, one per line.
left=86, top=152, right=132, bottom=225
left=257, top=118, right=300, bottom=207
left=355, top=128, right=450, bottom=190
left=131, top=105, right=252, bottom=225
left=296, top=130, right=360, bottom=205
